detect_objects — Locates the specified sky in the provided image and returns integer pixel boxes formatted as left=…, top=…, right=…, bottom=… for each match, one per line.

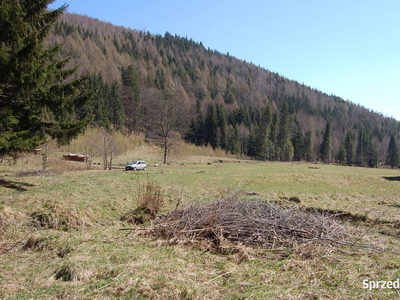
left=49, top=0, right=400, bottom=121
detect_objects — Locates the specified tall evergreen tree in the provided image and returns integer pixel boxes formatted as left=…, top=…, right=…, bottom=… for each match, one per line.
left=255, top=105, right=271, bottom=160
left=154, top=68, right=166, bottom=90
left=292, top=118, right=303, bottom=161
left=83, top=73, right=110, bottom=128
left=319, top=121, right=332, bottom=164
left=185, top=111, right=205, bottom=146
left=121, top=65, right=141, bottom=134
left=0, top=1, right=91, bottom=155
left=344, top=131, right=354, bottom=165
left=204, top=102, right=218, bottom=149
left=366, top=140, right=379, bottom=168
left=386, top=134, right=399, bottom=169
left=225, top=124, right=239, bottom=154
left=215, top=103, right=227, bottom=149
left=109, top=81, right=124, bottom=130
left=277, top=102, right=292, bottom=161
left=356, top=128, right=369, bottom=167
left=246, top=125, right=258, bottom=157
left=337, top=146, right=347, bottom=165
left=185, top=100, right=202, bottom=145
left=269, top=111, right=279, bottom=161
left=303, top=130, right=314, bottom=162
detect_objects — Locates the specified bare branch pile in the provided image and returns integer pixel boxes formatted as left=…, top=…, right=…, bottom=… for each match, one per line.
left=148, top=198, right=349, bottom=249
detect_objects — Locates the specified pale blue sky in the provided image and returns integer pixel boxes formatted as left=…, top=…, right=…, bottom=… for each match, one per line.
left=49, top=0, right=400, bottom=120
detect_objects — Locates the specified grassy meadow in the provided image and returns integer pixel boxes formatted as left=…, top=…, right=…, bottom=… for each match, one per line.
left=1, top=136, right=400, bottom=299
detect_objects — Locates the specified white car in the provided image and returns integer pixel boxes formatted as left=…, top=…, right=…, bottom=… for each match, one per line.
left=125, top=160, right=147, bottom=171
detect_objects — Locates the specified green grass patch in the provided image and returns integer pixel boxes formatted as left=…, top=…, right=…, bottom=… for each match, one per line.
left=1, top=151, right=400, bottom=299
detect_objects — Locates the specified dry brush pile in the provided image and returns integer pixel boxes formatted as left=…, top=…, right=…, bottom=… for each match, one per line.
left=143, top=198, right=351, bottom=253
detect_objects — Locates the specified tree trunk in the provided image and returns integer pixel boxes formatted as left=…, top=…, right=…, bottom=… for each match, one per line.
left=109, top=153, right=113, bottom=170
left=163, top=136, right=168, bottom=164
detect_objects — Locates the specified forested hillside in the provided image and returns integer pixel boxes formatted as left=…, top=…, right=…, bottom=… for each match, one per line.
left=47, top=13, right=400, bottom=166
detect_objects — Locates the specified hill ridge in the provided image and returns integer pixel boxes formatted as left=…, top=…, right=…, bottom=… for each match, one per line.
left=47, top=13, right=400, bottom=166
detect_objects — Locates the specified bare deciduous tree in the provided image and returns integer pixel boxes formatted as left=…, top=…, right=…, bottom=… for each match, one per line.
left=143, top=83, right=188, bottom=164
left=101, top=129, right=124, bottom=170
left=70, top=128, right=124, bottom=170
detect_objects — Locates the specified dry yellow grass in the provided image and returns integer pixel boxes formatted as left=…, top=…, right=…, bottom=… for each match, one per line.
left=1, top=137, right=400, bottom=299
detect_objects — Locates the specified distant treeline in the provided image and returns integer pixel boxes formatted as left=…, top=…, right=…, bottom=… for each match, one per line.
left=48, top=13, right=400, bottom=167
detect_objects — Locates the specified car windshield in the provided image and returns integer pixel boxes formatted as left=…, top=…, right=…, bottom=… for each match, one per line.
left=129, top=161, right=138, bottom=164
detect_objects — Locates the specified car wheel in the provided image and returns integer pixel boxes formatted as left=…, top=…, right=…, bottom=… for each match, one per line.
left=143, top=167, right=147, bottom=171
left=133, top=167, right=137, bottom=171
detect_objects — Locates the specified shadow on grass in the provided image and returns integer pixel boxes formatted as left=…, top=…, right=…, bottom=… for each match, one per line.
left=0, top=179, right=35, bottom=191
left=383, top=176, right=400, bottom=181
left=388, top=204, right=400, bottom=208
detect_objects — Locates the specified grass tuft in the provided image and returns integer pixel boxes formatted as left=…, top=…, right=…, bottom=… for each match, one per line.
left=121, top=180, right=163, bottom=224
left=137, top=180, right=164, bottom=214
left=54, top=264, right=74, bottom=281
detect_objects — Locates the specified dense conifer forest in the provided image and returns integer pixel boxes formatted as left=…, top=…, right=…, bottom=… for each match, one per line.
left=47, top=13, right=400, bottom=167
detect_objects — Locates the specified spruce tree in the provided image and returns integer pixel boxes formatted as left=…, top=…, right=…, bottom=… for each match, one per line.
left=356, top=129, right=369, bottom=167
left=319, top=121, right=332, bottom=164
left=292, top=118, right=303, bottom=161
left=110, top=81, right=124, bottom=131
left=246, top=125, right=257, bottom=157
left=386, top=134, right=399, bottom=169
left=344, top=131, right=354, bottom=165
left=269, top=112, right=279, bottom=161
left=277, top=102, right=292, bottom=161
left=366, top=140, right=379, bottom=168
left=185, top=112, right=205, bottom=146
left=337, top=146, right=347, bottom=165
left=225, top=124, right=239, bottom=154
left=255, top=105, right=271, bottom=160
left=204, top=102, right=218, bottom=149
left=303, top=130, right=313, bottom=162
left=0, top=0, right=91, bottom=155
left=84, top=73, right=110, bottom=128
left=215, top=103, right=227, bottom=149
left=121, top=65, right=141, bottom=134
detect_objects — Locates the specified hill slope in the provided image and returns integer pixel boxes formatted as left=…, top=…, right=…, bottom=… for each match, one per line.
left=47, top=13, right=400, bottom=165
